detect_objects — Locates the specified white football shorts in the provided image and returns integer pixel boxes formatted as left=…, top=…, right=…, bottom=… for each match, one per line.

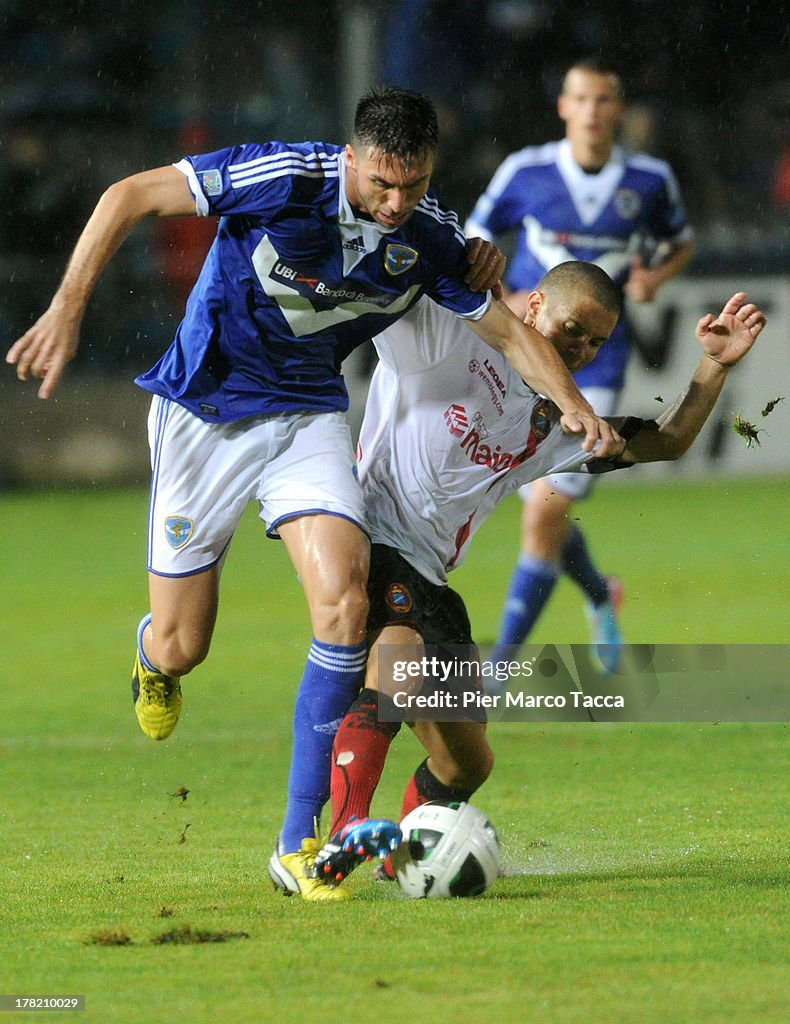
left=518, top=386, right=621, bottom=502
left=147, top=396, right=369, bottom=577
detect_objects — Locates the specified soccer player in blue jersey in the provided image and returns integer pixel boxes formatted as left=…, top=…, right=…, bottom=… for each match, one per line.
left=7, top=86, right=621, bottom=901
left=466, top=57, right=695, bottom=672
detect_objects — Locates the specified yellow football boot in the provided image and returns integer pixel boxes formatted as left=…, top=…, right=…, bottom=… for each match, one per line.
left=132, top=650, right=182, bottom=741
left=268, top=836, right=352, bottom=901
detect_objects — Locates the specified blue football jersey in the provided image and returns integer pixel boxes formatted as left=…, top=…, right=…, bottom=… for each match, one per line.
left=136, top=142, right=489, bottom=421
left=466, top=139, right=692, bottom=388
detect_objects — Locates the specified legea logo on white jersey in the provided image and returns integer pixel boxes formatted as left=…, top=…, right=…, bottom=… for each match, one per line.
left=483, top=358, right=506, bottom=397
left=468, top=357, right=505, bottom=416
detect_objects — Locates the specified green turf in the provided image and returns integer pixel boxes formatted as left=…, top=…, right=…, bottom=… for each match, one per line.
left=1, top=479, right=788, bottom=1023
left=456, top=475, right=790, bottom=645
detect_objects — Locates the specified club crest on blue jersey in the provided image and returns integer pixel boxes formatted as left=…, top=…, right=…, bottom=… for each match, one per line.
left=384, top=243, right=419, bottom=276
left=614, top=188, right=642, bottom=220
left=386, top=582, right=413, bottom=614
left=200, top=169, right=223, bottom=197
left=530, top=399, right=554, bottom=442
left=165, top=515, right=194, bottom=550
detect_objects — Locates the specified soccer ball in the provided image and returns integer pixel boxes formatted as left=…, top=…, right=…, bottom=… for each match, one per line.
left=392, top=801, right=501, bottom=899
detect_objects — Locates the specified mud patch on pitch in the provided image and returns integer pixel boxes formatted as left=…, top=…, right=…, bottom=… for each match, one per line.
left=150, top=924, right=249, bottom=945
left=85, top=928, right=134, bottom=946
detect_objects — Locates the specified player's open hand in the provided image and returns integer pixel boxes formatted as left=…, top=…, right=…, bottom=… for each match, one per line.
left=465, top=237, right=506, bottom=298
left=561, top=409, right=624, bottom=457
left=696, top=292, right=766, bottom=368
left=6, top=306, right=80, bottom=399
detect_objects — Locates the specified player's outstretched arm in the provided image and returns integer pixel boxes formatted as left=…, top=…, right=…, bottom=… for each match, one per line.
left=619, top=292, right=766, bottom=464
left=467, top=298, right=623, bottom=457
left=6, top=166, right=195, bottom=399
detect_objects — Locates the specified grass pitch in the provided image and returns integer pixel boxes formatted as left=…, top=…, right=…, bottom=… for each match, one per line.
left=1, top=478, right=788, bottom=1023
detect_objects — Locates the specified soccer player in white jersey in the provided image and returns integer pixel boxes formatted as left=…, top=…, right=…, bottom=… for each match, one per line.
left=6, top=87, right=623, bottom=901
left=466, top=57, right=695, bottom=672
left=309, top=263, right=765, bottom=888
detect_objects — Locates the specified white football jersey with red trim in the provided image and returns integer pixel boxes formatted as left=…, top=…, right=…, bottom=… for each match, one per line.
left=360, top=296, right=601, bottom=585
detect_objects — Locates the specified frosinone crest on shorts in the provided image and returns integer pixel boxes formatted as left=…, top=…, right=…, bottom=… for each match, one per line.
left=386, top=582, right=413, bottom=614
left=384, top=243, right=419, bottom=276
left=165, top=515, right=194, bottom=550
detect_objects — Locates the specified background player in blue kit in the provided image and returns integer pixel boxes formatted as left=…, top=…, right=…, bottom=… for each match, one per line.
left=466, top=57, right=695, bottom=671
left=6, top=87, right=621, bottom=901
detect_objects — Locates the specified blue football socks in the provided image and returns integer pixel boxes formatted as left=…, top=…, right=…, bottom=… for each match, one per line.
left=489, top=553, right=559, bottom=662
left=279, top=638, right=367, bottom=854
left=562, top=525, right=609, bottom=607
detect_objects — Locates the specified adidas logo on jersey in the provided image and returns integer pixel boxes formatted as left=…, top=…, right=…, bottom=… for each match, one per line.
left=342, top=235, right=367, bottom=253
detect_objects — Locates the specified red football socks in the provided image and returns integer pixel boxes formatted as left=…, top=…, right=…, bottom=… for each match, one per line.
left=329, top=688, right=401, bottom=834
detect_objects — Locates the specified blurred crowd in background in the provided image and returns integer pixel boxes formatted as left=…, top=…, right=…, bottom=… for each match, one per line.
left=1, top=0, right=788, bottom=378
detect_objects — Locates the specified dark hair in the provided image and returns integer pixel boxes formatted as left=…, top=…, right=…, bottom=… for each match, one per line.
left=537, top=261, right=622, bottom=317
left=563, top=56, right=624, bottom=98
left=353, top=86, right=439, bottom=165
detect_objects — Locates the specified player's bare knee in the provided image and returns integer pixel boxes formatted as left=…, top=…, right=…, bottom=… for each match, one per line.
left=311, top=582, right=369, bottom=644
left=526, top=499, right=567, bottom=534
left=150, top=631, right=209, bottom=677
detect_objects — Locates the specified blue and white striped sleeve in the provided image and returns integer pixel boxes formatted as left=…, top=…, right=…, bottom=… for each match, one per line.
left=174, top=142, right=340, bottom=218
